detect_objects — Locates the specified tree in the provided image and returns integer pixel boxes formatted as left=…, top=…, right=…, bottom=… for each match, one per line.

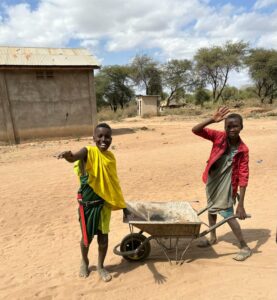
left=245, top=49, right=277, bottom=104
left=162, top=59, right=194, bottom=106
left=147, top=68, right=163, bottom=95
left=221, top=85, right=239, bottom=102
left=95, top=65, right=134, bottom=112
left=195, top=88, right=210, bottom=106
left=239, top=86, right=257, bottom=100
left=194, top=41, right=248, bottom=102
left=130, top=54, right=162, bottom=95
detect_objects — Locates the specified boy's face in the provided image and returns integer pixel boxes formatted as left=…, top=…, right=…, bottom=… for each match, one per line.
left=93, top=127, right=112, bottom=151
left=225, top=118, right=242, bottom=139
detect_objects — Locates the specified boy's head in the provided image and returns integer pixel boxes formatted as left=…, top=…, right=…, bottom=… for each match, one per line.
left=93, top=123, right=112, bottom=151
left=224, top=113, right=243, bottom=140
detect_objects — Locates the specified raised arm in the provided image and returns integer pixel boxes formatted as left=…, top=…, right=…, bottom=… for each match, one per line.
left=192, top=106, right=230, bottom=133
left=57, top=147, right=88, bottom=163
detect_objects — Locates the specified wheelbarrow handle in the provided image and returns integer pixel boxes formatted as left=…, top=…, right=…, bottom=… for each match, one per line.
left=199, top=214, right=251, bottom=237
left=197, top=202, right=214, bottom=216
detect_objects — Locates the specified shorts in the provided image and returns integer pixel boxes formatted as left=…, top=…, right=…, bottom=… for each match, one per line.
left=98, top=205, right=111, bottom=234
left=218, top=206, right=234, bottom=219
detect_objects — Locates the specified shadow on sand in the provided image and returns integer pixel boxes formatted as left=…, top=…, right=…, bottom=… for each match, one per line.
left=219, top=228, right=271, bottom=254
left=177, top=228, right=270, bottom=263
left=106, top=228, right=270, bottom=283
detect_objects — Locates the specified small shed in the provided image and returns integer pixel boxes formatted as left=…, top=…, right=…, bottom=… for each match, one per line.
left=0, top=46, right=100, bottom=144
left=136, top=95, right=159, bottom=117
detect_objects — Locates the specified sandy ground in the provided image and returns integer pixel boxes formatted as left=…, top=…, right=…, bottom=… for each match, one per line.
left=0, top=116, right=276, bottom=300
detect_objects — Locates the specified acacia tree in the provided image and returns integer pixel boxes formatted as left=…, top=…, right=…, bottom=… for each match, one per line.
left=95, top=65, right=134, bottom=112
left=130, top=54, right=162, bottom=95
left=194, top=41, right=248, bottom=102
left=162, top=59, right=194, bottom=106
left=245, top=49, right=277, bottom=103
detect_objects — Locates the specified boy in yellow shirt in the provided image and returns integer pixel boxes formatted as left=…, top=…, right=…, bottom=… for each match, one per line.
left=58, top=123, right=127, bottom=282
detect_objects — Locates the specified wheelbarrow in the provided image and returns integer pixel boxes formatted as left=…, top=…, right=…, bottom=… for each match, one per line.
left=113, top=201, right=251, bottom=264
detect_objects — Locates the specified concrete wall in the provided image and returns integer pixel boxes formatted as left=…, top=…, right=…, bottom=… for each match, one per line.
left=0, top=69, right=97, bottom=143
left=137, top=96, right=158, bottom=117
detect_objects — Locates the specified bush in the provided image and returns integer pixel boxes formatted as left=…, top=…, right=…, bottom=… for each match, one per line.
left=97, top=103, right=137, bottom=121
left=195, top=88, right=210, bottom=106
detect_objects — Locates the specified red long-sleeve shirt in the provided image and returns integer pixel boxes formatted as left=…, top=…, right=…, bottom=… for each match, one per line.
left=194, top=128, right=249, bottom=197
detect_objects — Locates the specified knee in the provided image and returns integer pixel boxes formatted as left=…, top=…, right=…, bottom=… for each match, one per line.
left=80, top=238, right=92, bottom=247
left=98, top=234, right=108, bottom=248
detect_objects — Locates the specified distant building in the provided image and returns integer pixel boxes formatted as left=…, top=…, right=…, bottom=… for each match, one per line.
left=136, top=95, right=159, bottom=117
left=0, top=46, right=100, bottom=144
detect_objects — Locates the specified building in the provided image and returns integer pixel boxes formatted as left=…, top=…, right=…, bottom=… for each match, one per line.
left=136, top=95, right=159, bottom=117
left=0, top=46, right=100, bottom=144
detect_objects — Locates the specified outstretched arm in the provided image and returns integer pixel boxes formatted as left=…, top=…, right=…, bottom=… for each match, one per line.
left=56, top=147, right=88, bottom=163
left=192, top=106, right=230, bottom=133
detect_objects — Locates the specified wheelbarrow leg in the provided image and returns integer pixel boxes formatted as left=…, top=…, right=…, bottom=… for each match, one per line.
left=175, top=238, right=179, bottom=265
left=179, top=237, right=195, bottom=265
left=155, top=238, right=173, bottom=265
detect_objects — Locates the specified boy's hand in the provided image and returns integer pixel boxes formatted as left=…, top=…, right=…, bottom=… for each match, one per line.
left=212, top=106, right=230, bottom=123
left=236, top=205, right=247, bottom=220
left=56, top=151, right=73, bottom=160
left=123, top=208, right=131, bottom=222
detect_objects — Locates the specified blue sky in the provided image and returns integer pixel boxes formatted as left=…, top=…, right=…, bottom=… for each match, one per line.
left=0, top=0, right=276, bottom=86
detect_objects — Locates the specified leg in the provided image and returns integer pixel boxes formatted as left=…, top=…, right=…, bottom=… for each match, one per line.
left=227, top=218, right=251, bottom=261
left=208, top=213, right=218, bottom=244
left=79, top=238, right=92, bottom=277
left=198, top=213, right=218, bottom=247
left=97, top=231, right=112, bottom=282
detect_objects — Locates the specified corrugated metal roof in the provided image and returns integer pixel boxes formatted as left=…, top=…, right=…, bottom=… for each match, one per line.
left=0, top=46, right=100, bottom=68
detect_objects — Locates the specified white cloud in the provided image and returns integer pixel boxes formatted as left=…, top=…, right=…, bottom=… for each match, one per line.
left=254, top=0, right=277, bottom=9
left=0, top=0, right=276, bottom=86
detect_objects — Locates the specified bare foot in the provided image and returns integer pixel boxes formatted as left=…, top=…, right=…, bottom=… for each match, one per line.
left=98, top=268, right=112, bottom=282
left=79, top=259, right=89, bottom=277
left=197, top=238, right=217, bottom=248
left=233, top=247, right=252, bottom=261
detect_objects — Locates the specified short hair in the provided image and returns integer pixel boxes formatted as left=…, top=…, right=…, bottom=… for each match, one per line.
left=95, top=123, right=112, bottom=133
left=225, top=113, right=243, bottom=128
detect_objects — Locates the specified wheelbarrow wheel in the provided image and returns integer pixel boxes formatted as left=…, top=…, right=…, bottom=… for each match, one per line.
left=120, top=233, right=151, bottom=262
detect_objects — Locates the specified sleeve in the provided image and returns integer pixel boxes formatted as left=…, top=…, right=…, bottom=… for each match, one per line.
left=193, top=128, right=220, bottom=142
left=238, top=150, right=249, bottom=187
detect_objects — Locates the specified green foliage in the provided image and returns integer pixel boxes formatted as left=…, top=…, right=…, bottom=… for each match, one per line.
left=245, top=48, right=277, bottom=103
left=95, top=65, right=134, bottom=112
left=194, top=41, right=248, bottom=102
left=221, top=85, right=238, bottom=102
left=239, top=86, right=257, bottom=99
left=162, top=59, right=194, bottom=106
left=147, top=68, right=163, bottom=95
left=130, top=54, right=162, bottom=96
left=195, top=88, right=210, bottom=106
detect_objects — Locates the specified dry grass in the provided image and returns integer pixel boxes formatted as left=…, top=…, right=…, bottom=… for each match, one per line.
left=98, top=103, right=137, bottom=122
left=97, top=97, right=277, bottom=122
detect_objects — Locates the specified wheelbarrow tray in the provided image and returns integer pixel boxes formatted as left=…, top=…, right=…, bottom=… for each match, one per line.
left=116, top=201, right=251, bottom=263
left=125, top=201, right=201, bottom=237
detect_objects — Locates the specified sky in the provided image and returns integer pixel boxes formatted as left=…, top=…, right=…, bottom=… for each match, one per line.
left=0, top=0, right=277, bottom=87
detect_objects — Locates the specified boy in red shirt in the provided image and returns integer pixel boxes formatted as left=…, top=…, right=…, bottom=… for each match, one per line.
left=192, top=107, right=251, bottom=261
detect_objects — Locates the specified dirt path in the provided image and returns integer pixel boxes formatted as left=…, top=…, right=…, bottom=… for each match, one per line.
left=0, top=117, right=276, bottom=300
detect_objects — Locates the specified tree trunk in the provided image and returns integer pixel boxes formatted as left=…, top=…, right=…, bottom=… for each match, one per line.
left=216, top=68, right=229, bottom=102
left=166, top=90, right=175, bottom=106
